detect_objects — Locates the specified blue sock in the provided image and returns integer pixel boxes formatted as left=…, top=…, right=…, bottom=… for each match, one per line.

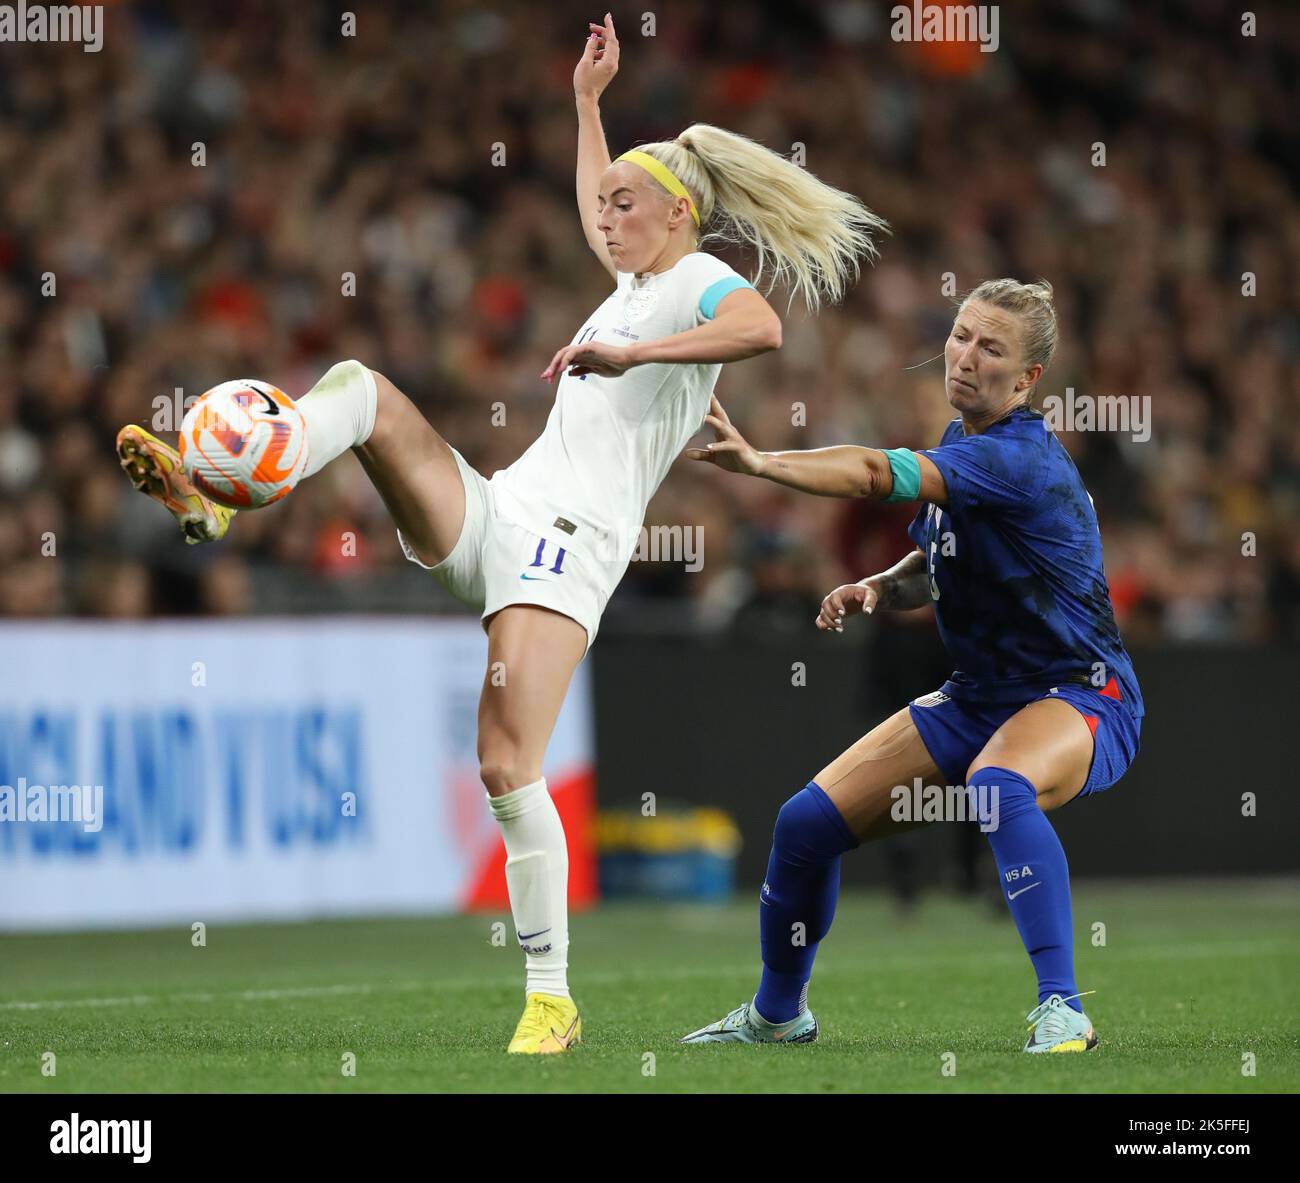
left=967, top=766, right=1080, bottom=1010
left=753, top=782, right=858, bottom=1023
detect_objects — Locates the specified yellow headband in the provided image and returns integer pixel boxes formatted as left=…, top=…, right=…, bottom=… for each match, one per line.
left=615, top=149, right=701, bottom=227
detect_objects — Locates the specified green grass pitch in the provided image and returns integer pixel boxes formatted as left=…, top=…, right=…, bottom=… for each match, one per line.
left=2, top=881, right=1296, bottom=1094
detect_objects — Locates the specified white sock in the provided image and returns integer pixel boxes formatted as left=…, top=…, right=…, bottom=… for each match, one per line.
left=487, top=778, right=570, bottom=999
left=296, top=359, right=378, bottom=479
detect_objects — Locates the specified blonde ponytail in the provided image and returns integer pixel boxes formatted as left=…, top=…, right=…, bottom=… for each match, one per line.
left=628, top=123, right=889, bottom=314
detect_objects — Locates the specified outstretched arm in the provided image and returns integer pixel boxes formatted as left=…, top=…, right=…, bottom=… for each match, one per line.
left=686, top=396, right=948, bottom=504
left=575, top=14, right=619, bottom=280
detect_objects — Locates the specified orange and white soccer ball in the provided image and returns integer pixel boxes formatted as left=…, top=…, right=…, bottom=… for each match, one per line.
left=179, top=380, right=309, bottom=509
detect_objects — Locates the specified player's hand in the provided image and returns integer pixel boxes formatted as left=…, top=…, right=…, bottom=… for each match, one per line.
left=574, top=13, right=619, bottom=101
left=684, top=395, right=766, bottom=476
left=816, top=582, right=878, bottom=632
left=541, top=339, right=636, bottom=383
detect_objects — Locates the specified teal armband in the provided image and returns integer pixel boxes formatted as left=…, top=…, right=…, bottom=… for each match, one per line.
left=882, top=448, right=922, bottom=503
left=699, top=276, right=753, bottom=320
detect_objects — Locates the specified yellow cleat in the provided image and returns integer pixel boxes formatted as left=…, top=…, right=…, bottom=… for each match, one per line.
left=115, top=424, right=236, bottom=545
left=506, top=993, right=582, bottom=1055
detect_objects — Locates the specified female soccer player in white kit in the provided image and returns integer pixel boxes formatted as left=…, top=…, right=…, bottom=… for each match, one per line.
left=115, top=14, right=887, bottom=1053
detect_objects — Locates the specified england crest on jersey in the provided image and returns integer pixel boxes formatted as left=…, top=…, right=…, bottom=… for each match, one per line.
left=623, top=288, right=660, bottom=322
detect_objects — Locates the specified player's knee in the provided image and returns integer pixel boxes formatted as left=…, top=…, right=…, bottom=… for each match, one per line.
left=364, top=364, right=394, bottom=399
left=965, top=765, right=1040, bottom=825
left=319, top=357, right=375, bottom=391
left=772, top=792, right=806, bottom=844
left=321, top=357, right=385, bottom=411
left=360, top=366, right=408, bottom=446
left=478, top=740, right=536, bottom=795
left=478, top=753, right=516, bottom=795
left=770, top=784, right=855, bottom=865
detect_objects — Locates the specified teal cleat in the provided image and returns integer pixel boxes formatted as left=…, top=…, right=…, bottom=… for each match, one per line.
left=679, top=999, right=818, bottom=1045
left=1023, top=992, right=1099, bottom=1053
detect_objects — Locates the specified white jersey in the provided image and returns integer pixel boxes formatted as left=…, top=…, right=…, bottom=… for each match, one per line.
left=490, top=251, right=751, bottom=587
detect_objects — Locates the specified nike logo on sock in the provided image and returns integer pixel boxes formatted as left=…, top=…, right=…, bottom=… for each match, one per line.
left=1008, top=881, right=1043, bottom=900
left=518, top=928, right=551, bottom=941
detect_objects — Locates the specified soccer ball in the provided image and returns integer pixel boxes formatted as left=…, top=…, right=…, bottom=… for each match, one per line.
left=179, top=380, right=309, bottom=509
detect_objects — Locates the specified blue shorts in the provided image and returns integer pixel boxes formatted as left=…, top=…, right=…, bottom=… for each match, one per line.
left=907, top=678, right=1141, bottom=800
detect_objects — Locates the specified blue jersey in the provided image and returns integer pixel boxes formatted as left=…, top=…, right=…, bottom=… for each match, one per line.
left=906, top=407, right=1143, bottom=716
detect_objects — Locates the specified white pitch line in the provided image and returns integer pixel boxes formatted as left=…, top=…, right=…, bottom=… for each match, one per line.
left=0, top=965, right=758, bottom=1012
left=0, top=981, right=422, bottom=1012
left=1, top=994, right=157, bottom=1011
left=2, top=939, right=1292, bottom=1012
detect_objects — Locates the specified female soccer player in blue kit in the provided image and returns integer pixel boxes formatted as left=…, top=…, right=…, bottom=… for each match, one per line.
left=681, top=279, right=1143, bottom=1053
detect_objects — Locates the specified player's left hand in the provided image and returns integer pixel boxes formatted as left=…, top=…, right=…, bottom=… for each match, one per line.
left=684, top=394, right=766, bottom=476
left=541, top=340, right=637, bottom=383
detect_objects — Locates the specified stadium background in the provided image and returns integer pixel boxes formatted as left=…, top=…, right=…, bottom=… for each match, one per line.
left=1, top=0, right=1297, bottom=638
left=0, top=0, right=1296, bottom=1081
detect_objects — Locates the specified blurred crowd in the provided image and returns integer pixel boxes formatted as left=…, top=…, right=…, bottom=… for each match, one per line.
left=1, top=0, right=1297, bottom=644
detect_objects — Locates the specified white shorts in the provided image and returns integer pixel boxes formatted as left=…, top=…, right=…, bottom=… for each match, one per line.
left=397, top=448, right=612, bottom=652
